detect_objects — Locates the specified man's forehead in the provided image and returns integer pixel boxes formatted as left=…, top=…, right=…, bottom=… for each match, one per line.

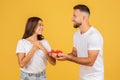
left=74, top=9, right=81, bottom=13
left=73, top=9, right=87, bottom=17
left=73, top=9, right=82, bottom=15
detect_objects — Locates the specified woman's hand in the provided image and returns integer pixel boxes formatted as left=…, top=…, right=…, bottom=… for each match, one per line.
left=31, top=41, right=46, bottom=51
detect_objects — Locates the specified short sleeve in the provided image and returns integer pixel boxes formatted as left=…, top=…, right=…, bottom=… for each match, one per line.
left=16, top=40, right=26, bottom=54
left=88, top=34, right=102, bottom=50
left=73, top=33, right=77, bottom=48
left=42, top=40, right=51, bottom=52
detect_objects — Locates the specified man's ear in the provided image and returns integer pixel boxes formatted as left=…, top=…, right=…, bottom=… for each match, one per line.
left=82, top=15, right=86, bottom=21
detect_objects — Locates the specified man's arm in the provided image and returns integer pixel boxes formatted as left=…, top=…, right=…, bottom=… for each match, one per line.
left=68, top=47, right=77, bottom=57
left=58, top=47, right=99, bottom=66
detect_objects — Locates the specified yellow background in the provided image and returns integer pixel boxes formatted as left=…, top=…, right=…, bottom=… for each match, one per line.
left=0, top=0, right=120, bottom=80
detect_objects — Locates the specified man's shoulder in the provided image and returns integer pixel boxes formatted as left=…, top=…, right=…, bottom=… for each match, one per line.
left=74, top=30, right=80, bottom=36
left=89, top=27, right=102, bottom=36
left=88, top=27, right=103, bottom=41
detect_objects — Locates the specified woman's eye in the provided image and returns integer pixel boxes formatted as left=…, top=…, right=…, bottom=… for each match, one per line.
left=38, top=23, right=43, bottom=26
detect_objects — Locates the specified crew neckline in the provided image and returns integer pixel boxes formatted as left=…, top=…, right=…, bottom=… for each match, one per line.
left=22, top=39, right=33, bottom=45
left=79, top=26, right=93, bottom=36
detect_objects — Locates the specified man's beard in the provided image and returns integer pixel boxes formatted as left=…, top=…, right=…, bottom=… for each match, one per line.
left=73, top=23, right=82, bottom=28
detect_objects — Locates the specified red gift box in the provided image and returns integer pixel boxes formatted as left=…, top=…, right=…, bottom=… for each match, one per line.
left=48, top=49, right=63, bottom=58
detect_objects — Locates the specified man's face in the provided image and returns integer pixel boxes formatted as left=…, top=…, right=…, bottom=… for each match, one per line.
left=72, top=9, right=83, bottom=28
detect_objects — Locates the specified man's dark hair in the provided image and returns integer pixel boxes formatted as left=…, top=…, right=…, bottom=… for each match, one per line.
left=74, top=4, right=90, bottom=15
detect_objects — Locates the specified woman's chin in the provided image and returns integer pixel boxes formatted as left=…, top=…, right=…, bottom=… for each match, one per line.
left=38, top=33, right=42, bottom=35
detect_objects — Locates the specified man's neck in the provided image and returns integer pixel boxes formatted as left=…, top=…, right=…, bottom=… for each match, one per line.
left=79, top=23, right=91, bottom=34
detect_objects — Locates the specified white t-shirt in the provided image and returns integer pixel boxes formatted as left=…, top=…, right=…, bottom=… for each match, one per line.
left=16, top=39, right=51, bottom=73
left=73, top=26, right=104, bottom=80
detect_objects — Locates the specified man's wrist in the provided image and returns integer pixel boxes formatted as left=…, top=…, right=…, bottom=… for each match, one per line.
left=67, top=55, right=73, bottom=61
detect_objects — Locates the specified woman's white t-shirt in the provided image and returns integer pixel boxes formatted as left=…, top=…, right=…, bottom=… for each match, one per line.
left=16, top=39, right=51, bottom=73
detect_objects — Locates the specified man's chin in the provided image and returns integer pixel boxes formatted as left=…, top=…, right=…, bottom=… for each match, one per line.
left=73, top=23, right=81, bottom=28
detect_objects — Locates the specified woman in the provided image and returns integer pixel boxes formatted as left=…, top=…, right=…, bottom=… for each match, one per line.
left=16, top=17, right=56, bottom=80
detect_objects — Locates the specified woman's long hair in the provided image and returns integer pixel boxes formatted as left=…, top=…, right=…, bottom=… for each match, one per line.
left=22, top=17, right=44, bottom=40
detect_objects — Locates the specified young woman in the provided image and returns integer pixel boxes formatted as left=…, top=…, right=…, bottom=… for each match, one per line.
left=16, top=17, right=56, bottom=80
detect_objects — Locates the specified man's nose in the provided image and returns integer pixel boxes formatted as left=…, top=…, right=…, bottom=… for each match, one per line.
left=72, top=19, right=75, bottom=22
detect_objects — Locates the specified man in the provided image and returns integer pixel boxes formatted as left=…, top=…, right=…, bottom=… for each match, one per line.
left=56, top=4, right=104, bottom=80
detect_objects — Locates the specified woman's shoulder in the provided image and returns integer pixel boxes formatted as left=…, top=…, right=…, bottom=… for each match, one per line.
left=40, top=39, right=48, bottom=43
left=40, top=39, right=51, bottom=46
left=17, top=39, right=26, bottom=44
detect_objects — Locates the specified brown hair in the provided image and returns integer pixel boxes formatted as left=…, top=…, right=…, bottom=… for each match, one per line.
left=22, top=17, right=44, bottom=40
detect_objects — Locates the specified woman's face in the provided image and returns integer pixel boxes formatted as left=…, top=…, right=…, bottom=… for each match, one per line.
left=34, top=20, right=43, bottom=35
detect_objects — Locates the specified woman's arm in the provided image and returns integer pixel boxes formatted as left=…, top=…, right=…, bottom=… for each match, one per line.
left=17, top=45, right=39, bottom=68
left=40, top=45, right=56, bottom=65
left=37, top=41, right=56, bottom=65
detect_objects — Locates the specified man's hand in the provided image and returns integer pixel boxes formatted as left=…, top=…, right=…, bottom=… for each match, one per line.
left=56, top=53, right=69, bottom=61
left=49, top=49, right=63, bottom=59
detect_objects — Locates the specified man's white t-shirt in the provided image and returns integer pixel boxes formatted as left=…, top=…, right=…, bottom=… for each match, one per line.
left=73, top=26, right=104, bottom=80
left=16, top=39, right=51, bottom=73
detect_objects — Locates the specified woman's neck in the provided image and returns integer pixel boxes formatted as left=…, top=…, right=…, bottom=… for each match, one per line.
left=27, top=34, right=38, bottom=42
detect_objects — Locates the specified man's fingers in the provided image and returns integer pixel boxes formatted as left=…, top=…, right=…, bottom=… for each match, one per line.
left=56, top=57, right=64, bottom=60
left=58, top=53, right=66, bottom=57
left=51, top=53, right=59, bottom=59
